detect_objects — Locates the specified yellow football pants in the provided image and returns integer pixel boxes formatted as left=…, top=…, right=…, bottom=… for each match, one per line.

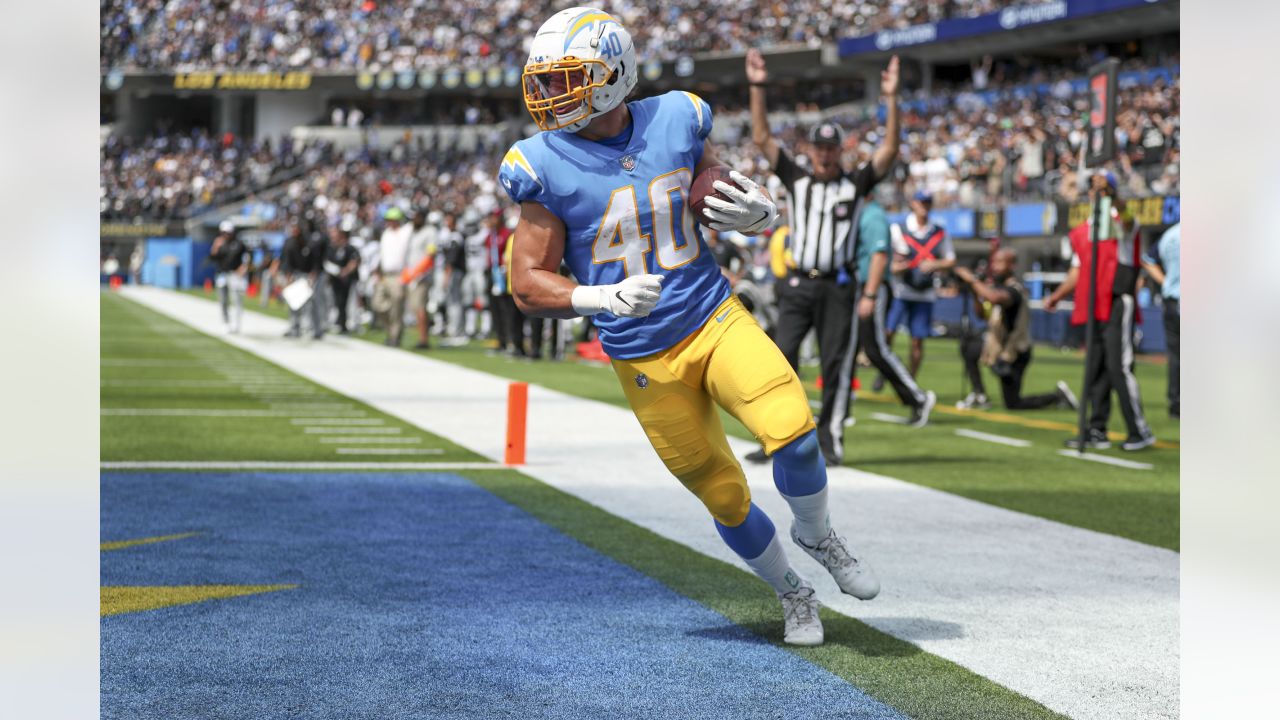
left=611, top=295, right=816, bottom=527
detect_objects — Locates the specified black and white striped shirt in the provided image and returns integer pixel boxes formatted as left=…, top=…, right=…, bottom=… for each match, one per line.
left=773, top=151, right=881, bottom=274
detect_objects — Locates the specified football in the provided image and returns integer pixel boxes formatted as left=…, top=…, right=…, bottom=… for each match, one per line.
left=689, top=165, right=735, bottom=228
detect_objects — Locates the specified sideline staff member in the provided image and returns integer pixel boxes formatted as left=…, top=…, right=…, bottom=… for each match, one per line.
left=1142, top=222, right=1179, bottom=419
left=744, top=47, right=901, bottom=465
left=1045, top=171, right=1155, bottom=451
left=885, top=191, right=955, bottom=380
left=955, top=248, right=1078, bottom=411
left=209, top=220, right=249, bottom=334
left=843, top=200, right=934, bottom=426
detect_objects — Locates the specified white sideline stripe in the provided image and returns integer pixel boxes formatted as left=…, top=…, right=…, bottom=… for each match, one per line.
left=869, top=412, right=910, bottom=425
left=955, top=428, right=1032, bottom=448
left=102, top=408, right=364, bottom=418
left=290, top=418, right=384, bottom=425
left=268, top=403, right=355, bottom=409
left=101, top=461, right=500, bottom=470
left=334, top=448, right=445, bottom=455
left=318, top=437, right=422, bottom=444
left=1055, top=450, right=1154, bottom=471
left=303, top=426, right=401, bottom=434
left=117, top=286, right=1178, bottom=720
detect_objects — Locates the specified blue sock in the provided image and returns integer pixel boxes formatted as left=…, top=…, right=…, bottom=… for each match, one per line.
left=772, top=430, right=832, bottom=544
left=715, top=502, right=775, bottom=560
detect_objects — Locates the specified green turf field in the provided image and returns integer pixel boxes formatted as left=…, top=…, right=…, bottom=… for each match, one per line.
left=101, top=294, right=480, bottom=463
left=178, top=289, right=1179, bottom=550
left=105, top=291, right=1069, bottom=719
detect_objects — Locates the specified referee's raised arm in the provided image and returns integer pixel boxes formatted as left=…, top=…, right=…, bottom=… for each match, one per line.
left=871, top=56, right=901, bottom=180
left=746, top=49, right=780, bottom=168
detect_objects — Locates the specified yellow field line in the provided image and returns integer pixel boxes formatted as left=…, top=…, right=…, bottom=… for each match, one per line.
left=100, top=531, right=200, bottom=552
left=808, top=383, right=1180, bottom=450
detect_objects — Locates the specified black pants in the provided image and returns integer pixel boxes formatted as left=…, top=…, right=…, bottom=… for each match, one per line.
left=850, top=286, right=925, bottom=409
left=773, top=274, right=855, bottom=460
left=1163, top=299, right=1179, bottom=416
left=492, top=293, right=517, bottom=351
left=1083, top=294, right=1153, bottom=438
left=960, top=339, right=1059, bottom=410
left=528, top=316, right=562, bottom=360
left=330, top=278, right=353, bottom=332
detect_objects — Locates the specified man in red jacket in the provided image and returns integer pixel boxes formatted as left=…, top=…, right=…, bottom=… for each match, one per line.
left=1045, top=171, right=1156, bottom=451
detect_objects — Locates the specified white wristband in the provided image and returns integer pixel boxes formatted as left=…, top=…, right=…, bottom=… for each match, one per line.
left=570, top=285, right=606, bottom=316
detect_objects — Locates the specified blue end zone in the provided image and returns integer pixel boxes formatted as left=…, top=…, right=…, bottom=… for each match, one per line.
left=101, top=472, right=904, bottom=720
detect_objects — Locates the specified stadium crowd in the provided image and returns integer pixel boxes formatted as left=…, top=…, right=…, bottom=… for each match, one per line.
left=101, top=0, right=1052, bottom=72
left=101, top=50, right=1178, bottom=221
left=101, top=130, right=333, bottom=220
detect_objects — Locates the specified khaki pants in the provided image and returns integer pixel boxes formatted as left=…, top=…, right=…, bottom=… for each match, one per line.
left=373, top=276, right=407, bottom=344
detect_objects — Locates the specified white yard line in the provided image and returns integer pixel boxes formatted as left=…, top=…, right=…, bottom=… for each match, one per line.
left=102, top=408, right=365, bottom=418
left=954, top=428, right=1033, bottom=448
left=317, top=437, right=421, bottom=444
left=334, top=448, right=445, bottom=455
left=869, top=411, right=911, bottom=424
left=102, top=460, right=502, bottom=471
left=118, top=286, right=1178, bottom=720
left=290, top=418, right=384, bottom=425
left=1055, top=450, right=1154, bottom=471
left=303, top=426, right=401, bottom=435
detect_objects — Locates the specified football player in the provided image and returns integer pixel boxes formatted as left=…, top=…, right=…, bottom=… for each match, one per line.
left=498, top=7, right=880, bottom=646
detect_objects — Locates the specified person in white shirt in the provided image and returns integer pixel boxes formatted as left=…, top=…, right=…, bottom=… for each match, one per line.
left=374, top=206, right=413, bottom=347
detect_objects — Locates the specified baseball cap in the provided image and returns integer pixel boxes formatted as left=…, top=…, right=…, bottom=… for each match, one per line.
left=912, top=190, right=934, bottom=204
left=218, top=220, right=235, bottom=234
left=808, top=122, right=845, bottom=147
left=383, top=206, right=405, bottom=222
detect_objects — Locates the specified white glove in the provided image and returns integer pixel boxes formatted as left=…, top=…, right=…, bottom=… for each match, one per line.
left=701, top=170, right=778, bottom=235
left=570, top=273, right=663, bottom=318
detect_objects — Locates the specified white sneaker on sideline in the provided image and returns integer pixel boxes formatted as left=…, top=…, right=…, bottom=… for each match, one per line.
left=791, top=524, right=880, bottom=600
left=909, top=390, right=937, bottom=428
left=779, top=581, right=823, bottom=646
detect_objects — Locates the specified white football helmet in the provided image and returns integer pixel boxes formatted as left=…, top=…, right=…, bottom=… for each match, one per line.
left=522, top=7, right=637, bottom=133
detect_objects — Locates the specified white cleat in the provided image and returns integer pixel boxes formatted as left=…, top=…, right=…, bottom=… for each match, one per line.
left=791, top=524, right=881, bottom=600
left=779, top=581, right=823, bottom=646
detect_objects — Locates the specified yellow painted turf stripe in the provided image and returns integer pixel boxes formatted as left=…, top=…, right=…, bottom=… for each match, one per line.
left=100, top=585, right=297, bottom=617
left=100, top=532, right=200, bottom=552
left=813, top=385, right=1180, bottom=450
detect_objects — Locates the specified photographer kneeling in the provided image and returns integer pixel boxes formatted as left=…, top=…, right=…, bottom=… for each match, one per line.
left=954, top=248, right=1078, bottom=412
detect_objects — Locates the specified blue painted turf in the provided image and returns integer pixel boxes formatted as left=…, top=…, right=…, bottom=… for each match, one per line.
left=101, top=472, right=905, bottom=720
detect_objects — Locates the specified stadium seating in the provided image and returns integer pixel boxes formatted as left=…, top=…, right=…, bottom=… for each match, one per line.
left=100, top=0, right=1051, bottom=71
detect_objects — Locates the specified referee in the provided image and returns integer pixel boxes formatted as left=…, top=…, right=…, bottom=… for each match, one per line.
left=743, top=48, right=901, bottom=465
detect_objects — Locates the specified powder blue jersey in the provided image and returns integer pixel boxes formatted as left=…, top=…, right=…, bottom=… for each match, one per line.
left=498, top=91, right=731, bottom=359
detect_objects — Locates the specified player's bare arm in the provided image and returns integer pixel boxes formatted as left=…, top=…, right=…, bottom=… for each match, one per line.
left=871, top=56, right=901, bottom=179
left=745, top=49, right=780, bottom=167
left=510, top=200, right=663, bottom=320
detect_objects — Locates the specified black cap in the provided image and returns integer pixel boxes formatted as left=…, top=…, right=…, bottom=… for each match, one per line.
left=808, top=122, right=845, bottom=147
